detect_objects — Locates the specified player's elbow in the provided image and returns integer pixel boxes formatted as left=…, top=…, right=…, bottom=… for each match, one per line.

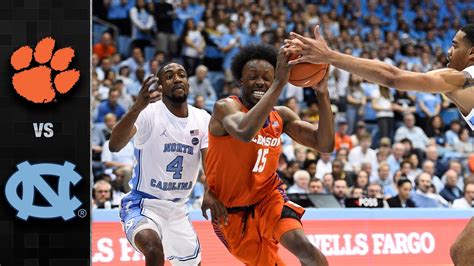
left=108, top=144, right=120, bottom=153
left=235, top=130, right=255, bottom=142
left=308, top=138, right=335, bottom=153
left=378, top=64, right=401, bottom=88
left=317, top=141, right=335, bottom=154
left=383, top=73, right=398, bottom=88
left=108, top=140, right=122, bottom=152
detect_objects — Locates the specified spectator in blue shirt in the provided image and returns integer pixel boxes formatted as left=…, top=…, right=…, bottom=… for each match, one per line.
left=95, top=89, right=126, bottom=123
left=202, top=17, right=225, bottom=97
left=425, top=30, right=444, bottom=52
left=119, top=47, right=145, bottom=81
left=106, top=0, right=135, bottom=35
left=409, top=18, right=426, bottom=41
left=220, top=21, right=242, bottom=92
left=129, top=0, right=155, bottom=50
left=446, top=120, right=462, bottom=147
left=416, top=92, right=441, bottom=131
left=174, top=0, right=203, bottom=37
left=242, top=20, right=261, bottom=46
left=412, top=173, right=445, bottom=208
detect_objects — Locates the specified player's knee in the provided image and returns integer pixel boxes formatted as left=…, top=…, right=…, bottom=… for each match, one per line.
left=143, top=240, right=164, bottom=257
left=135, top=232, right=164, bottom=260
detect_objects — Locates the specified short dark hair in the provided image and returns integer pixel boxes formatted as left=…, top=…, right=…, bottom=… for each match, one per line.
left=231, top=44, right=278, bottom=81
left=309, top=177, right=322, bottom=184
left=303, top=159, right=317, bottom=169
left=400, top=159, right=413, bottom=168
left=450, top=119, right=462, bottom=127
left=400, top=138, right=412, bottom=145
left=460, top=24, right=474, bottom=46
left=397, top=178, right=412, bottom=188
left=156, top=62, right=184, bottom=79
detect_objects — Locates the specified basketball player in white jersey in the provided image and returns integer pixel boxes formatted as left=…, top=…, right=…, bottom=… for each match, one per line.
left=284, top=23, right=474, bottom=266
left=109, top=63, right=210, bottom=266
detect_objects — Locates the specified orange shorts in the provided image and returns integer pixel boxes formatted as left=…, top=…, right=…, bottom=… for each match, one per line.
left=212, top=188, right=305, bottom=266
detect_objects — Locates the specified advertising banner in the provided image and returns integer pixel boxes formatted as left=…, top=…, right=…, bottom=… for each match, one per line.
left=92, top=218, right=467, bottom=266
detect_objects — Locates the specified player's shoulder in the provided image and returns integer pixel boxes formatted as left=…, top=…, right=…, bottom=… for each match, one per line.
left=212, top=97, right=241, bottom=115
left=427, top=68, right=462, bottom=75
left=274, top=105, right=298, bottom=122
left=144, top=100, right=162, bottom=112
left=426, top=68, right=467, bottom=90
left=187, top=104, right=211, bottom=129
left=188, top=104, right=211, bottom=119
left=137, top=101, right=162, bottom=120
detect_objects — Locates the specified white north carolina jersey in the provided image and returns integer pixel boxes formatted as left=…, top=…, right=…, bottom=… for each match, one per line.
left=129, top=101, right=210, bottom=200
left=462, top=65, right=474, bottom=131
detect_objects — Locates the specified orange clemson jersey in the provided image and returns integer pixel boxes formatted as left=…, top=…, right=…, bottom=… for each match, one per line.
left=206, top=96, right=284, bottom=207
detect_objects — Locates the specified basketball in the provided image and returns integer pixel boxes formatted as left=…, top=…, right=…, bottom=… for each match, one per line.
left=288, top=39, right=329, bottom=87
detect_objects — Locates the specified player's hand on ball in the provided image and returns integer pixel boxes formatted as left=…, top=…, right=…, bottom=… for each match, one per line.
left=274, top=47, right=293, bottom=86
left=134, top=74, right=162, bottom=110
left=284, top=25, right=331, bottom=65
left=201, top=190, right=228, bottom=226
left=311, top=66, right=330, bottom=94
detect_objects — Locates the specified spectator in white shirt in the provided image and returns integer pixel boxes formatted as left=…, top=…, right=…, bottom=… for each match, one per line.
left=386, top=142, right=406, bottom=176
left=454, top=128, right=474, bottom=156
left=101, top=140, right=134, bottom=171
left=394, top=113, right=429, bottom=150
left=452, top=182, right=474, bottom=209
left=316, top=153, right=332, bottom=179
left=188, top=65, right=217, bottom=101
left=348, top=132, right=377, bottom=173
left=287, top=170, right=311, bottom=194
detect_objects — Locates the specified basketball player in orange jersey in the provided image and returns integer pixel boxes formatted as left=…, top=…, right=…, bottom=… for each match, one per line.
left=202, top=44, right=334, bottom=266
left=284, top=24, right=474, bottom=266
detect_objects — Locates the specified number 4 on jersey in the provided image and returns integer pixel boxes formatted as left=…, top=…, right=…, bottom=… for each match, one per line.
left=166, top=156, right=183, bottom=179
left=252, top=148, right=269, bottom=173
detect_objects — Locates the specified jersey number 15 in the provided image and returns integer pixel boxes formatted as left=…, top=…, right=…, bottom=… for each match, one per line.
left=252, top=148, right=269, bottom=173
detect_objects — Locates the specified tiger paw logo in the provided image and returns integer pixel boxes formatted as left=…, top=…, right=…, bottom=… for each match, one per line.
left=10, top=37, right=80, bottom=103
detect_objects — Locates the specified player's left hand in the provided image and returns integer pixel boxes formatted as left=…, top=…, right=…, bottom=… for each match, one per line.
left=283, top=25, right=331, bottom=65
left=201, top=190, right=228, bottom=226
left=311, top=66, right=330, bottom=95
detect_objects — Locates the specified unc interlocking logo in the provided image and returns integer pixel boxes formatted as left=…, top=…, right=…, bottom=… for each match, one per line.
left=5, top=161, right=82, bottom=221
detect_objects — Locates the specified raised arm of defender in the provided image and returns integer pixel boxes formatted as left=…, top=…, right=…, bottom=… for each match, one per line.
left=109, top=75, right=161, bottom=152
left=209, top=48, right=292, bottom=142
left=284, top=26, right=467, bottom=94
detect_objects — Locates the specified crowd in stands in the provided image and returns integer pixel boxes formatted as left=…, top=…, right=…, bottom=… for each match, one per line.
left=91, top=0, right=474, bottom=210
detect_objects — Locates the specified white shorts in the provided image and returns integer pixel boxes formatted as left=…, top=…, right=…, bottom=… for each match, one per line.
left=119, top=191, right=201, bottom=265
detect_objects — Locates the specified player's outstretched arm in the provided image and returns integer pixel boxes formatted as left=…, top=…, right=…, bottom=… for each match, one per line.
left=284, top=26, right=466, bottom=93
left=210, top=47, right=291, bottom=142
left=276, top=71, right=335, bottom=153
left=109, top=75, right=161, bottom=152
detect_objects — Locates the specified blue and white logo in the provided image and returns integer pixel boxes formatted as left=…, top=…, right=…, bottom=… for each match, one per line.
left=5, top=161, right=82, bottom=221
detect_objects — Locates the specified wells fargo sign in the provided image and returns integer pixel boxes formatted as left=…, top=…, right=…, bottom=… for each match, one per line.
left=92, top=218, right=467, bottom=265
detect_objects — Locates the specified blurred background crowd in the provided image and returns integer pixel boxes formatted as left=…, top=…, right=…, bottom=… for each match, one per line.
left=91, top=0, right=474, bottom=210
